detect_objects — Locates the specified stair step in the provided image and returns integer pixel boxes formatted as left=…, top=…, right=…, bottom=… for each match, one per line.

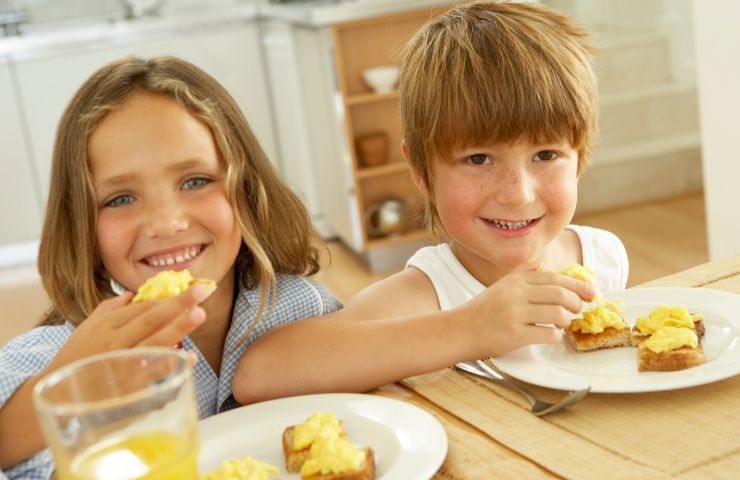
left=595, top=31, right=672, bottom=92
left=599, top=82, right=698, bottom=148
left=595, top=132, right=701, bottom=166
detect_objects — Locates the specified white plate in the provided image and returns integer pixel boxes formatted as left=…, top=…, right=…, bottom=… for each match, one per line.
left=198, top=393, right=447, bottom=479
left=493, top=288, right=740, bottom=393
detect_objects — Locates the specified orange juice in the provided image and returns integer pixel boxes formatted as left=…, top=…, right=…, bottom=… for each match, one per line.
left=59, top=432, right=199, bottom=480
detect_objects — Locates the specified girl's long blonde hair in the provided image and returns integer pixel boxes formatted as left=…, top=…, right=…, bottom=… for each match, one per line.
left=39, top=56, right=319, bottom=332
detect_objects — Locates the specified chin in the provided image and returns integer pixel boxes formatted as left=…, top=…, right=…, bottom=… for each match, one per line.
left=492, top=250, right=540, bottom=270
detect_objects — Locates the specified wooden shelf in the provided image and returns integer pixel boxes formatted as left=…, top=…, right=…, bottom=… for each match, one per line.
left=356, top=162, right=408, bottom=179
left=366, top=228, right=433, bottom=249
left=346, top=90, right=399, bottom=107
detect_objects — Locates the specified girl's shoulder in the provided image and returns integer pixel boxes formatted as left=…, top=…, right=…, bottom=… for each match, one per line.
left=1, top=322, right=74, bottom=353
left=236, top=274, right=343, bottom=319
left=566, top=225, right=629, bottom=292
left=1, top=323, right=74, bottom=406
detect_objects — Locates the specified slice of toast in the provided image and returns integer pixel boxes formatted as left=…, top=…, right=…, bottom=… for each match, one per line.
left=631, top=318, right=705, bottom=346
left=303, top=449, right=375, bottom=480
left=283, top=426, right=375, bottom=479
left=565, top=326, right=632, bottom=351
left=283, top=425, right=312, bottom=473
left=637, top=342, right=705, bottom=371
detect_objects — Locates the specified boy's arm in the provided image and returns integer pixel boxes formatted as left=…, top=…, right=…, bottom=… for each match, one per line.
left=233, top=267, right=596, bottom=405
left=233, top=268, right=477, bottom=404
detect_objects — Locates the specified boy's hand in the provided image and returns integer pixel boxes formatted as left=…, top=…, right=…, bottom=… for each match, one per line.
left=48, top=285, right=208, bottom=372
left=461, top=265, right=596, bottom=358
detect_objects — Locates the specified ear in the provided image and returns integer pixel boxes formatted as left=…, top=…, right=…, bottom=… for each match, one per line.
left=402, top=140, right=430, bottom=196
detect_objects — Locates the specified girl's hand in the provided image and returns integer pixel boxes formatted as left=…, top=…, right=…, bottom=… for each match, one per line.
left=461, top=265, right=596, bottom=358
left=48, top=285, right=209, bottom=372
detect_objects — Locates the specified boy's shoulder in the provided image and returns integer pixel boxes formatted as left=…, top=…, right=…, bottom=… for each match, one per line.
left=349, top=267, right=440, bottom=319
left=567, top=224, right=629, bottom=292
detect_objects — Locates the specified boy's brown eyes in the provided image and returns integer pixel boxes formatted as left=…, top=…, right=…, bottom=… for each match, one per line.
left=535, top=150, right=558, bottom=161
left=467, top=154, right=491, bottom=165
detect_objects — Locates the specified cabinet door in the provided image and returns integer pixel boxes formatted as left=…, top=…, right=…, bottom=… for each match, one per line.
left=0, top=63, right=43, bottom=245
left=14, top=22, right=276, bottom=206
left=132, top=23, right=278, bottom=167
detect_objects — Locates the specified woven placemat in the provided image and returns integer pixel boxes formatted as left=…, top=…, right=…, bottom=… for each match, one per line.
left=402, top=255, right=740, bottom=479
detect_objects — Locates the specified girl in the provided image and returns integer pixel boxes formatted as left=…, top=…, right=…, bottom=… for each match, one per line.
left=0, top=57, right=341, bottom=478
left=231, top=1, right=624, bottom=404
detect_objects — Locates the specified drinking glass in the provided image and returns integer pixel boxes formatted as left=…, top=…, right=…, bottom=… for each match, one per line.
left=33, top=348, right=199, bottom=480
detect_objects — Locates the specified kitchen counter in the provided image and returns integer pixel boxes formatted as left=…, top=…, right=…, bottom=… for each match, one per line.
left=0, top=1, right=456, bottom=62
left=259, top=0, right=454, bottom=27
left=0, top=4, right=258, bottom=62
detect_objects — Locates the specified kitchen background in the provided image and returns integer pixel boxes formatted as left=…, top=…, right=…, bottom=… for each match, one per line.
left=0, top=0, right=737, bottom=345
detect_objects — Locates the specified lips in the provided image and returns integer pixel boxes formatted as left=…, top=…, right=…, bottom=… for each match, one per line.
left=482, top=216, right=543, bottom=237
left=141, top=244, right=205, bottom=268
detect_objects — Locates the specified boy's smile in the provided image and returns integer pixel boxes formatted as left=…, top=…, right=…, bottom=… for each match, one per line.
left=482, top=215, right=543, bottom=238
left=89, top=91, right=243, bottom=295
left=428, top=139, right=579, bottom=284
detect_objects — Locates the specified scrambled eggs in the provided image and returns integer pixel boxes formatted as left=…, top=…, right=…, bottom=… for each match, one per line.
left=300, top=430, right=366, bottom=477
left=561, top=263, right=596, bottom=285
left=643, top=326, right=698, bottom=353
left=132, top=270, right=215, bottom=303
left=561, top=263, right=626, bottom=334
left=635, top=305, right=703, bottom=336
left=293, top=413, right=344, bottom=451
left=202, top=456, right=279, bottom=480
left=570, top=300, right=626, bottom=334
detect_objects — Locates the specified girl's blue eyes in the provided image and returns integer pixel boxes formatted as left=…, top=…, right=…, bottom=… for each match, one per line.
left=465, top=150, right=559, bottom=165
left=102, top=177, right=211, bottom=208
left=106, top=195, right=134, bottom=208
left=181, top=176, right=210, bottom=190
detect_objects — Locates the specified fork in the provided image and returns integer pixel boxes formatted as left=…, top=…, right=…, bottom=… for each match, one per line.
left=454, top=359, right=590, bottom=416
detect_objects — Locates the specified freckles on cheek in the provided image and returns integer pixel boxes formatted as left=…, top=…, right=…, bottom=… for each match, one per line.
left=544, top=180, right=578, bottom=213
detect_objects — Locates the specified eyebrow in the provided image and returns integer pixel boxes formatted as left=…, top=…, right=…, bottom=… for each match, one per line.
left=94, top=158, right=212, bottom=192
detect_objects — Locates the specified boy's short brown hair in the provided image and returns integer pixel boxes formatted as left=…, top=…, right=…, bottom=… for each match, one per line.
left=399, top=0, right=598, bottom=232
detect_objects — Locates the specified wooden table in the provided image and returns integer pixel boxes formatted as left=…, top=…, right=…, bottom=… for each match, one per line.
left=374, top=255, right=740, bottom=479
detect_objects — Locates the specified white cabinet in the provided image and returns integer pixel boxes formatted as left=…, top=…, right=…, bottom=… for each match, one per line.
left=13, top=21, right=277, bottom=207
left=261, top=22, right=355, bottom=240
left=0, top=62, right=42, bottom=245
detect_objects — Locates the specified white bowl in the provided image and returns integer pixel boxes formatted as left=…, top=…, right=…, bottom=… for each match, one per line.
left=361, top=66, right=400, bottom=94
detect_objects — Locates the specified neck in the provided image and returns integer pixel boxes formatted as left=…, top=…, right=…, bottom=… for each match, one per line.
left=188, top=268, right=236, bottom=375
left=450, top=230, right=581, bottom=286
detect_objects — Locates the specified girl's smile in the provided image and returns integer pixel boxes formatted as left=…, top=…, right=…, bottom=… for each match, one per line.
left=140, top=243, right=207, bottom=270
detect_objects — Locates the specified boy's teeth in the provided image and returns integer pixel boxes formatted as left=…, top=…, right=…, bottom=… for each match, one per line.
left=490, top=218, right=533, bottom=229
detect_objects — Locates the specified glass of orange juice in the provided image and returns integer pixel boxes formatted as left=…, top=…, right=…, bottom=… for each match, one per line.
left=33, top=348, right=199, bottom=480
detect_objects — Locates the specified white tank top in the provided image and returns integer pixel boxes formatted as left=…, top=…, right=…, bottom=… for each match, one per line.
left=405, top=225, right=629, bottom=310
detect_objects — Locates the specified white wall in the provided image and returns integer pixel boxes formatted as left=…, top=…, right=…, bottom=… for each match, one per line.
left=692, top=0, right=740, bottom=260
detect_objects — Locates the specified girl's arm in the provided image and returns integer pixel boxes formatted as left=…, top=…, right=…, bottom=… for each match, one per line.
left=0, top=288, right=207, bottom=469
left=233, top=268, right=596, bottom=404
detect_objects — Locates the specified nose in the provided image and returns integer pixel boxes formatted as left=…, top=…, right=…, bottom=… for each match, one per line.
left=143, top=195, right=189, bottom=238
left=493, top=164, right=536, bottom=208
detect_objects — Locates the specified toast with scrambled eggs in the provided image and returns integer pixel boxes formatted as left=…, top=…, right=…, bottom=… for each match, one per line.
left=561, top=264, right=631, bottom=351
left=630, top=305, right=705, bottom=346
left=637, top=326, right=705, bottom=371
left=283, top=413, right=375, bottom=479
left=132, top=269, right=216, bottom=303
